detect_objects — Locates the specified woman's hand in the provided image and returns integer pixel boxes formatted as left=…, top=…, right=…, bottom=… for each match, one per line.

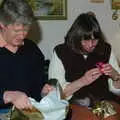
left=41, top=84, right=55, bottom=97
left=63, top=68, right=102, bottom=97
left=101, top=63, right=120, bottom=88
left=81, top=68, right=102, bottom=86
left=100, top=63, right=113, bottom=76
left=3, top=91, right=32, bottom=109
left=101, top=63, right=120, bottom=81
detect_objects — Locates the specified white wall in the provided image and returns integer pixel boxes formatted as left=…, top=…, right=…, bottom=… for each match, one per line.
left=28, top=0, right=120, bottom=60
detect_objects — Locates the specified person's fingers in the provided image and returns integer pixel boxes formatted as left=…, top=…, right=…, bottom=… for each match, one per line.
left=13, top=94, right=32, bottom=109
left=101, top=65, right=112, bottom=76
left=23, top=99, right=32, bottom=109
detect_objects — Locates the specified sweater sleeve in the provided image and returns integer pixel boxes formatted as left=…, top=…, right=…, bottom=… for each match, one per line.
left=0, top=90, right=4, bottom=106
left=108, top=51, right=120, bottom=95
left=48, top=51, right=70, bottom=89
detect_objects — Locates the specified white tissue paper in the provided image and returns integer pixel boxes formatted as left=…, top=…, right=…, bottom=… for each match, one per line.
left=30, top=89, right=69, bottom=120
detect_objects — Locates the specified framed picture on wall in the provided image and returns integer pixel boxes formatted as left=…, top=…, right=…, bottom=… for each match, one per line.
left=27, top=0, right=67, bottom=20
left=89, top=0, right=104, bottom=3
left=112, top=0, right=120, bottom=9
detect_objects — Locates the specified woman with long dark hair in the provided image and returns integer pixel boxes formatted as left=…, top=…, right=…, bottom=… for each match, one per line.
left=47, top=12, right=120, bottom=119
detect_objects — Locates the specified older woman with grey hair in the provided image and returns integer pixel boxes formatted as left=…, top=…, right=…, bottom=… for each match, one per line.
left=0, top=0, right=46, bottom=112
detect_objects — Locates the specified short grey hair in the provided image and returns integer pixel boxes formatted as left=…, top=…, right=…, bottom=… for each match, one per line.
left=0, top=0, right=35, bottom=25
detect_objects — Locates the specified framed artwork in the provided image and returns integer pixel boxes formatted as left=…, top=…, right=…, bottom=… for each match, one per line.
left=112, top=0, right=120, bottom=9
left=89, top=0, right=104, bottom=3
left=27, top=0, right=67, bottom=20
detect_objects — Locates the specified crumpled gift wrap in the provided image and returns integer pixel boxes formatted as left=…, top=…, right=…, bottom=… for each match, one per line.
left=10, top=107, right=44, bottom=120
left=30, top=90, right=69, bottom=120
left=10, top=80, right=69, bottom=120
left=28, top=79, right=69, bottom=120
left=92, top=101, right=117, bottom=119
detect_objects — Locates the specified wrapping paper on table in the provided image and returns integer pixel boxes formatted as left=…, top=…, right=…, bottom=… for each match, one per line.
left=10, top=80, right=69, bottom=120
left=10, top=106, right=43, bottom=120
left=30, top=90, right=68, bottom=120
left=92, top=100, right=117, bottom=119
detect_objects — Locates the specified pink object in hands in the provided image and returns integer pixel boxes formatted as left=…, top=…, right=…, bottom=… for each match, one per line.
left=96, top=62, right=104, bottom=73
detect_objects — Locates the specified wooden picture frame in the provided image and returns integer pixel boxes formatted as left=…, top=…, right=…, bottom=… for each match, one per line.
left=112, top=0, right=120, bottom=9
left=89, top=0, right=104, bottom=3
left=27, top=0, right=67, bottom=20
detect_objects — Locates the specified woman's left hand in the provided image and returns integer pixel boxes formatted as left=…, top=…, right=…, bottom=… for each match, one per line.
left=100, top=63, right=113, bottom=76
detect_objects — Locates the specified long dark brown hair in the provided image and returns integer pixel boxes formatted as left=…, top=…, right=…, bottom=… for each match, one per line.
left=65, top=12, right=107, bottom=54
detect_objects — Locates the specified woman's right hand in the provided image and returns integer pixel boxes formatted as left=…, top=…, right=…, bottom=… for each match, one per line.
left=3, top=91, right=32, bottom=110
left=81, top=68, right=102, bottom=86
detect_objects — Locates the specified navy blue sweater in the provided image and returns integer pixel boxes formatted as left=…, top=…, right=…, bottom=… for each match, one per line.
left=0, top=39, right=46, bottom=108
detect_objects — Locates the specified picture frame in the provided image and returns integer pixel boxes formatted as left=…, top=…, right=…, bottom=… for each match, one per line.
left=89, top=0, right=104, bottom=3
left=27, top=0, right=67, bottom=20
left=112, top=0, right=120, bottom=9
